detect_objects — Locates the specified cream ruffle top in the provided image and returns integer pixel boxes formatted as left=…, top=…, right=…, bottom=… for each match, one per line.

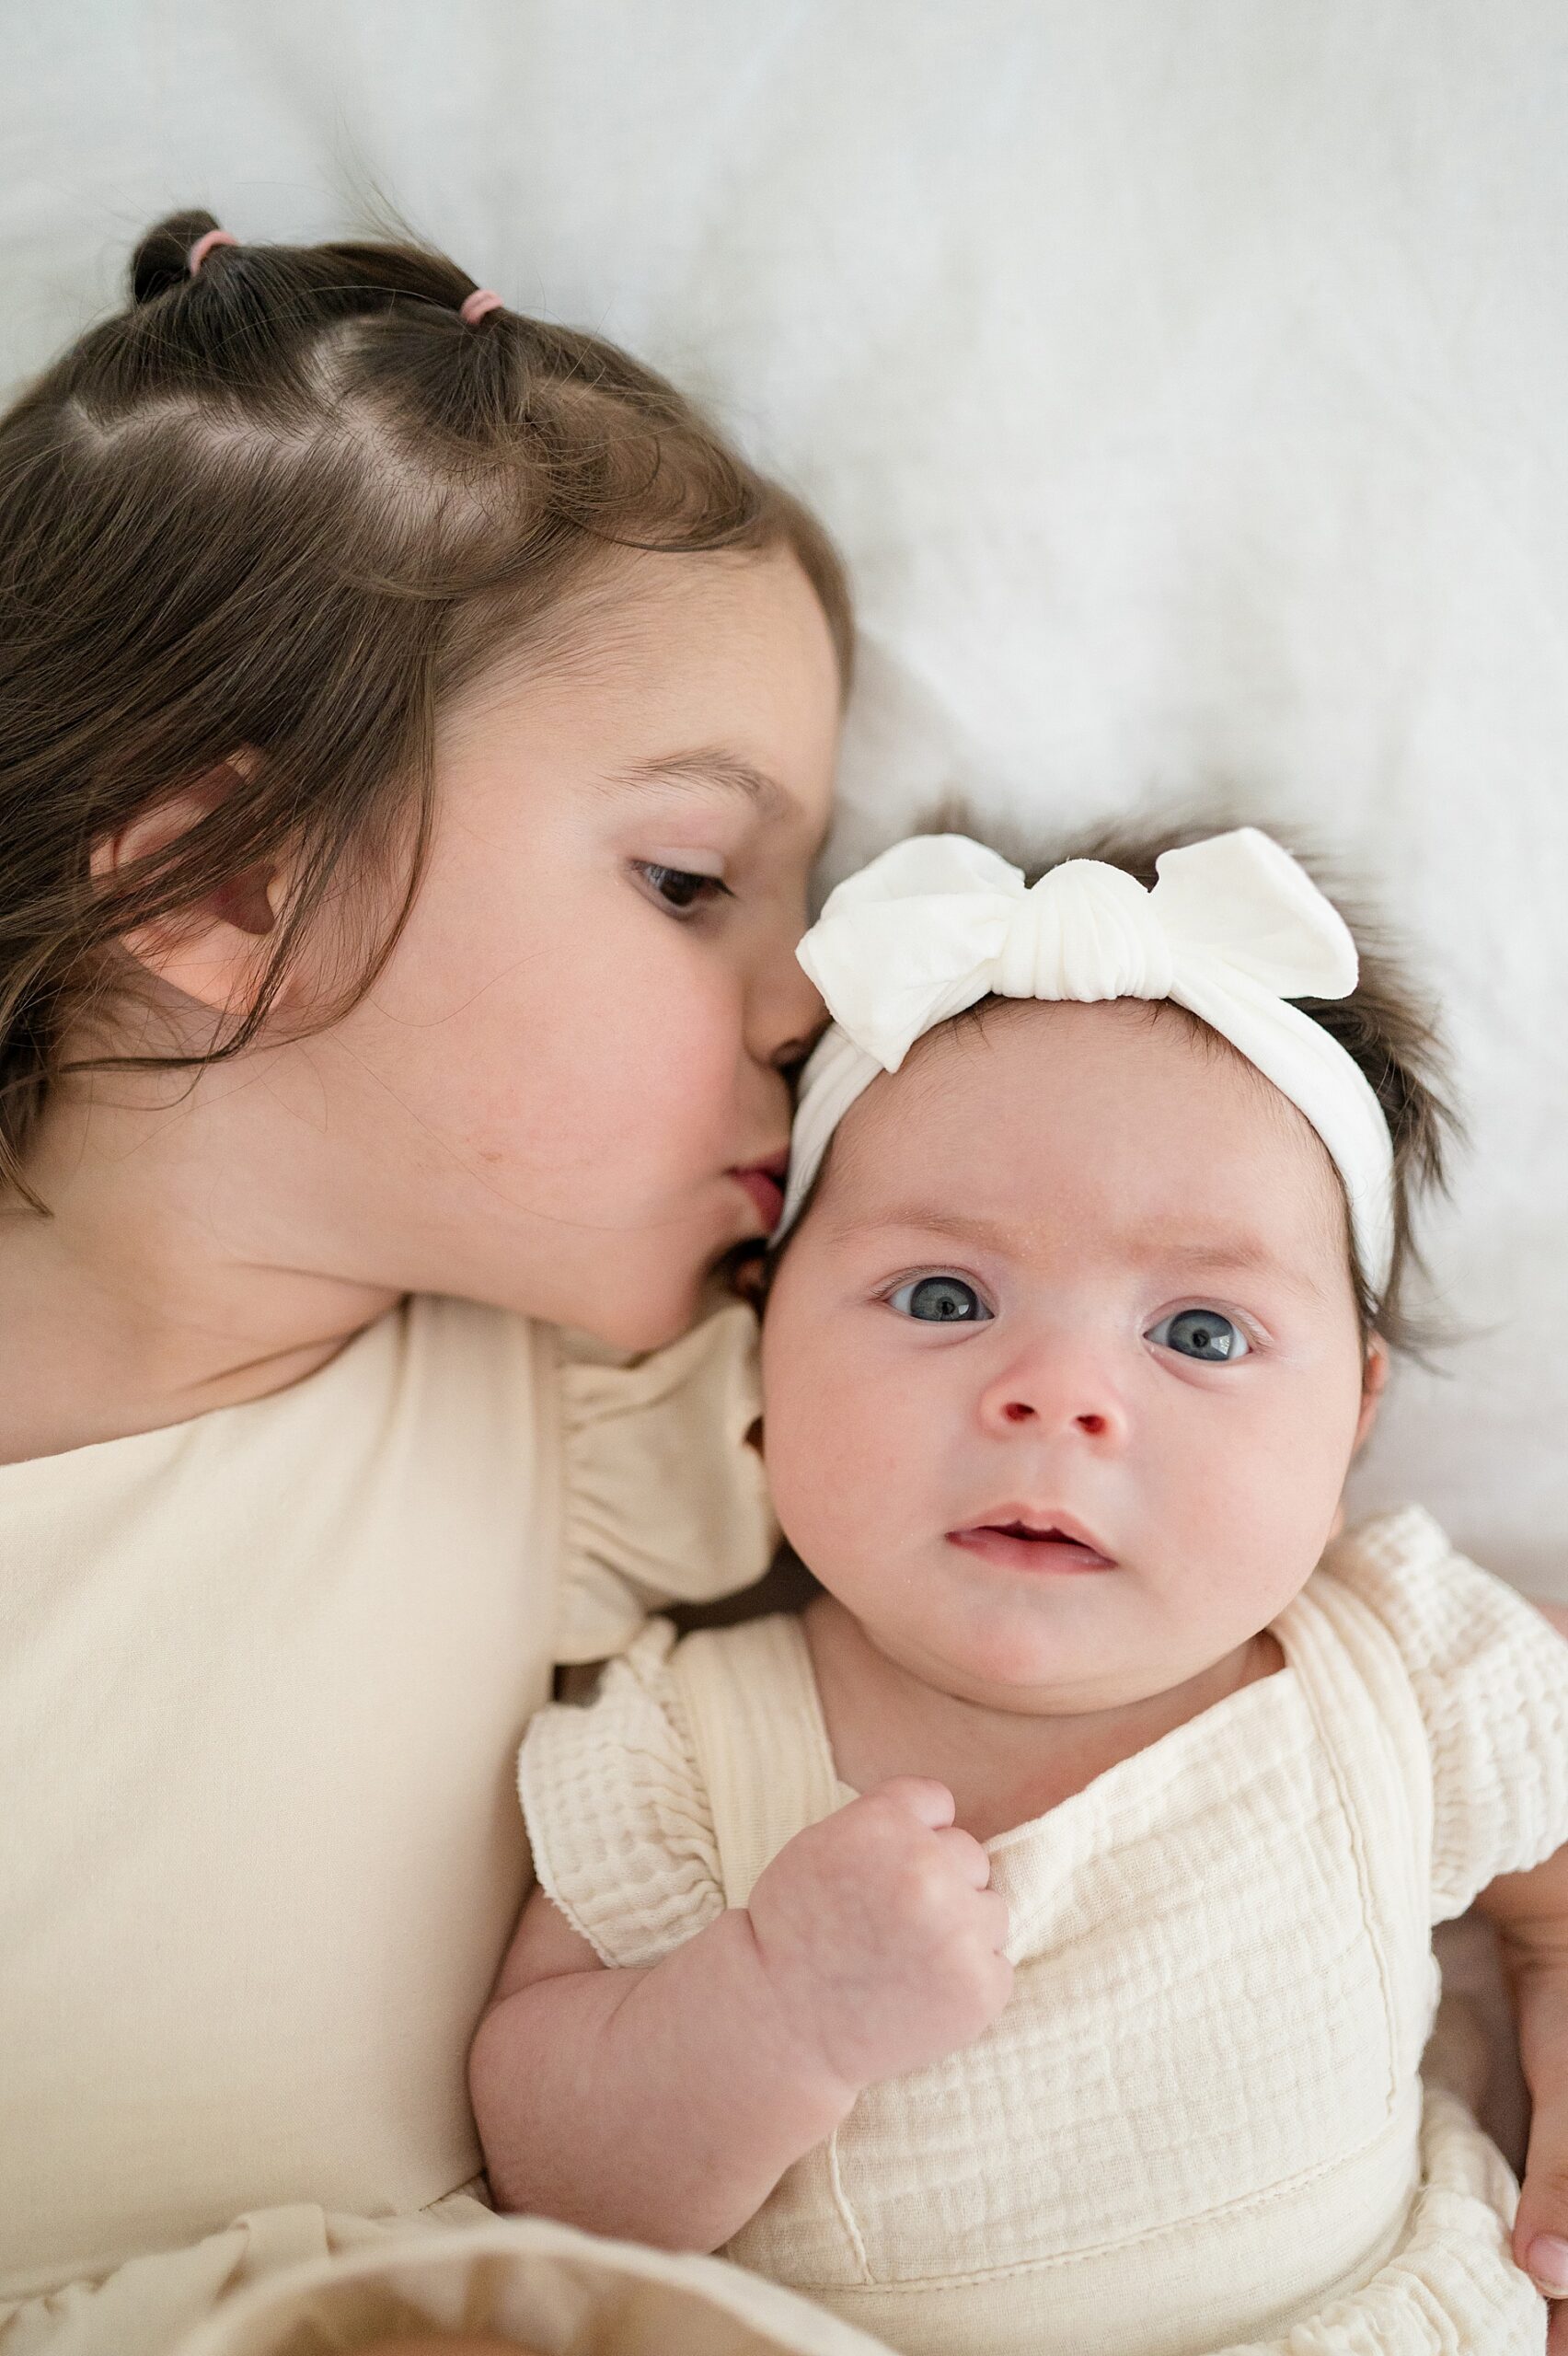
left=520, top=1508, right=1568, bottom=2356
left=0, top=1293, right=823, bottom=2356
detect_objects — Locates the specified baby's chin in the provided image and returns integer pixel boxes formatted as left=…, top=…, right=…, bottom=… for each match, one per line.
left=853, top=1571, right=1230, bottom=1716
left=853, top=1604, right=1139, bottom=1716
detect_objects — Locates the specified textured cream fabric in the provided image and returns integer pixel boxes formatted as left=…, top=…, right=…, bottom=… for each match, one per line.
left=0, top=1293, right=774, bottom=2355
left=520, top=1507, right=1565, bottom=2356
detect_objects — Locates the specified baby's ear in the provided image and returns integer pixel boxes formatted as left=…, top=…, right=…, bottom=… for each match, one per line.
left=1353, top=1334, right=1390, bottom=1454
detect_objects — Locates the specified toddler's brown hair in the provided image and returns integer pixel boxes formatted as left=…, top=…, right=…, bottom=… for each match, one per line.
left=0, top=210, right=852, bottom=1205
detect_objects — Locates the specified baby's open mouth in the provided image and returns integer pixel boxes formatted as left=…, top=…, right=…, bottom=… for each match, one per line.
left=948, top=1518, right=1118, bottom=1573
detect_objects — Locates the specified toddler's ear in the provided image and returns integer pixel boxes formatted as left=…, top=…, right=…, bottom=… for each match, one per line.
left=90, top=751, right=298, bottom=1024
left=1353, top=1335, right=1390, bottom=1455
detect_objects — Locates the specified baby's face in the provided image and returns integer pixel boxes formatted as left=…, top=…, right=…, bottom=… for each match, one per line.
left=761, top=998, right=1378, bottom=1715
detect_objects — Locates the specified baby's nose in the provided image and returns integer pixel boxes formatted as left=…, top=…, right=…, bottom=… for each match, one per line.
left=981, top=1348, right=1125, bottom=1445
left=999, top=1398, right=1108, bottom=1437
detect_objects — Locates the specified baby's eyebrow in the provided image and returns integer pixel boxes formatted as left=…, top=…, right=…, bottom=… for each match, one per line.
left=1137, top=1234, right=1341, bottom=1301
left=827, top=1207, right=1021, bottom=1254
left=833, top=1209, right=1330, bottom=1298
left=601, top=747, right=788, bottom=821
left=1152, top=1237, right=1297, bottom=1278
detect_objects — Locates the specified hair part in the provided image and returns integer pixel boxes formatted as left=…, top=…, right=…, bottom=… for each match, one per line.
left=0, top=209, right=852, bottom=1207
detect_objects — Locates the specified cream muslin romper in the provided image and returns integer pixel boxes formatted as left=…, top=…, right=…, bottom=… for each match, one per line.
left=2, top=1294, right=885, bottom=2356
left=520, top=1507, right=1568, bottom=2356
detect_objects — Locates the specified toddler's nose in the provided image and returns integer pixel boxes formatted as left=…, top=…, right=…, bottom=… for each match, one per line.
left=747, top=932, right=827, bottom=1080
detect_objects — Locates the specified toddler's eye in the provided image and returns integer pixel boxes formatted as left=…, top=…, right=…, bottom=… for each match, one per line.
left=888, top=1275, right=992, bottom=1324
left=636, top=862, right=731, bottom=914
left=1146, top=1308, right=1250, bottom=1363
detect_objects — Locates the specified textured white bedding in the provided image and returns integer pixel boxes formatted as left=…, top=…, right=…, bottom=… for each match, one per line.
left=6, top=0, right=1565, bottom=1588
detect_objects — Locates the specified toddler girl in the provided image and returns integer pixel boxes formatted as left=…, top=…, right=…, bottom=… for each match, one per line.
left=475, top=826, right=1568, bottom=2354
left=0, top=212, right=856, bottom=2356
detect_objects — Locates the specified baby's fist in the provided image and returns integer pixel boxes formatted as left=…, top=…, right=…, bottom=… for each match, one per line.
left=746, top=1777, right=1012, bottom=2099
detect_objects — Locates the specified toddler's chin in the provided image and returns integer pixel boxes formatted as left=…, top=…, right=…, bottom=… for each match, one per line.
left=576, top=1255, right=727, bottom=1357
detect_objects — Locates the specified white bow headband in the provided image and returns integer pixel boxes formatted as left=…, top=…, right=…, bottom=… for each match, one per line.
left=776, top=827, right=1395, bottom=1290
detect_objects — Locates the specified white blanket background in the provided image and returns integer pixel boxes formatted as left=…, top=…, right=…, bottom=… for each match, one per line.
left=6, top=1, right=1566, bottom=1591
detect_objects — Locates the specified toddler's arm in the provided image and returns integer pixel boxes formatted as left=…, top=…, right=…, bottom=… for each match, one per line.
left=470, top=1776, right=1010, bottom=2251
left=1484, top=1596, right=1568, bottom=2343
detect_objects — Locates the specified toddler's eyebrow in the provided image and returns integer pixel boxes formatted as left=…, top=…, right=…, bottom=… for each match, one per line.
left=602, top=747, right=788, bottom=820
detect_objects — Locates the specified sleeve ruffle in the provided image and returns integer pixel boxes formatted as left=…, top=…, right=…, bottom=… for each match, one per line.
left=520, top=1619, right=726, bottom=1968
left=161, top=2213, right=888, bottom=2354
left=555, top=1299, right=777, bottom=1666
left=1326, top=1505, right=1568, bottom=1922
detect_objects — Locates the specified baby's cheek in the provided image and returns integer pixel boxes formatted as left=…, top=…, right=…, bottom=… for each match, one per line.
left=1185, top=1414, right=1344, bottom=1622
left=764, top=1390, right=858, bottom=1561
left=1251, top=1385, right=1362, bottom=1553
left=763, top=1355, right=887, bottom=1568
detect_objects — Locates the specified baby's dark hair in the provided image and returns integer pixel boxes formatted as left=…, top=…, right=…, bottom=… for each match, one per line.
left=0, top=210, right=852, bottom=1207
left=772, top=808, right=1457, bottom=1357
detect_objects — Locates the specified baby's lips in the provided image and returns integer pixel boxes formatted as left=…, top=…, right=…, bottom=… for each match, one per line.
left=954, top=1505, right=1117, bottom=1563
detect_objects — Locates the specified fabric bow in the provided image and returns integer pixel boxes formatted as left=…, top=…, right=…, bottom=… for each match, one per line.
left=799, top=828, right=1357, bottom=1071
left=780, top=827, right=1394, bottom=1289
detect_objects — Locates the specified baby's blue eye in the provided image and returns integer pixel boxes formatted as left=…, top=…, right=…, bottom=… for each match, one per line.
left=888, top=1275, right=992, bottom=1324
left=1147, top=1308, right=1249, bottom=1363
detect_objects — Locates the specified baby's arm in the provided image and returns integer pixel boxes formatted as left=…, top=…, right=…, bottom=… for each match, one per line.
left=470, top=1777, right=1011, bottom=2252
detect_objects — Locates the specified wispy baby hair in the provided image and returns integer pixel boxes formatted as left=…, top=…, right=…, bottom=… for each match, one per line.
left=0, top=210, right=852, bottom=1207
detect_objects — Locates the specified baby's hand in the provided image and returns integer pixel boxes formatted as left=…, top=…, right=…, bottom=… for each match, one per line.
left=746, top=1776, right=1013, bottom=2098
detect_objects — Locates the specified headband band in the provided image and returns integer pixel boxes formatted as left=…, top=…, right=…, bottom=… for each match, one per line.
left=776, top=827, right=1396, bottom=1289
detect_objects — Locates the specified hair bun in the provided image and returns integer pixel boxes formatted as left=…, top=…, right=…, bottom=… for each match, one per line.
left=130, top=209, right=225, bottom=306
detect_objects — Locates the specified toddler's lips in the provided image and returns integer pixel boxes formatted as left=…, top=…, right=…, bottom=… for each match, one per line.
left=948, top=1518, right=1118, bottom=1575
left=729, top=1156, right=788, bottom=1235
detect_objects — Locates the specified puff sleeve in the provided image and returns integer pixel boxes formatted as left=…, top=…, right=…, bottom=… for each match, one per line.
left=553, top=1299, right=777, bottom=1666
left=1327, top=1505, right=1568, bottom=1923
left=519, top=1618, right=727, bottom=1968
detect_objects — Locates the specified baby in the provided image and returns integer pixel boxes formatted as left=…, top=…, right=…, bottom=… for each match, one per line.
left=472, top=826, right=1568, bottom=2356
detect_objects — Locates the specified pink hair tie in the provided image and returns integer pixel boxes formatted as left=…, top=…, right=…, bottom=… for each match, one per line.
left=188, top=228, right=238, bottom=276
left=459, top=287, right=504, bottom=326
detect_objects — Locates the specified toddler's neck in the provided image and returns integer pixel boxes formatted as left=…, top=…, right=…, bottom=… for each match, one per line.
left=801, top=1592, right=1284, bottom=1844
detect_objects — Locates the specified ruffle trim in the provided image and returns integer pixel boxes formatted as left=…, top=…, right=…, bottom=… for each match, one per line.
left=554, top=1300, right=777, bottom=1665
left=166, top=2212, right=888, bottom=2356
left=520, top=1619, right=727, bottom=1969
left=1324, top=1505, right=1568, bottom=1923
